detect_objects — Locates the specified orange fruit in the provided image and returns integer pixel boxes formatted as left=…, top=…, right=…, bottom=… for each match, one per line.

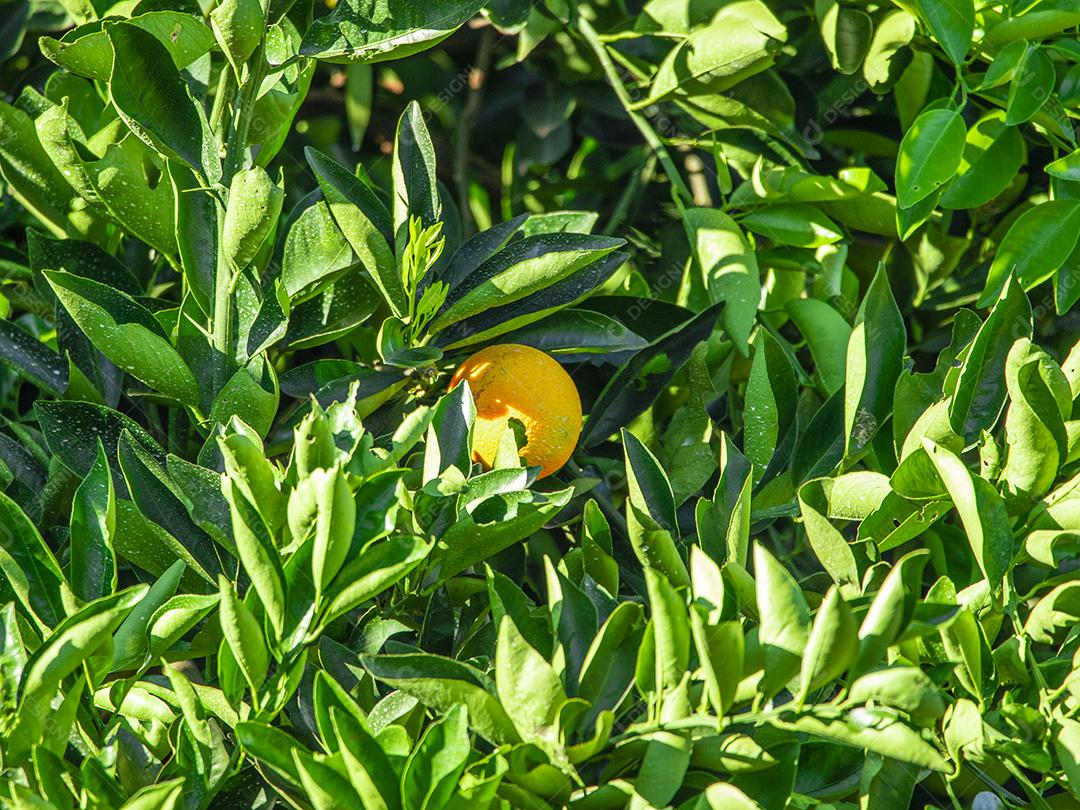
left=448, top=344, right=582, bottom=478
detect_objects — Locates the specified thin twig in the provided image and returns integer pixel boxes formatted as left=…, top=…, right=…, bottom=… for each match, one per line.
left=574, top=16, right=695, bottom=206
left=603, top=153, right=656, bottom=235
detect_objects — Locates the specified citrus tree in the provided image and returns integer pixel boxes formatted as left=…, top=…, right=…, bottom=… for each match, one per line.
left=3, top=0, right=1080, bottom=808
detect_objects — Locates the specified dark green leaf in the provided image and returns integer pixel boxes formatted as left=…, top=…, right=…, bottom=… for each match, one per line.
left=107, top=23, right=219, bottom=180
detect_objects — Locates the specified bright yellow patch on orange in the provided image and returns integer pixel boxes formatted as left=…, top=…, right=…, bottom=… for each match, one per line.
left=448, top=344, right=582, bottom=478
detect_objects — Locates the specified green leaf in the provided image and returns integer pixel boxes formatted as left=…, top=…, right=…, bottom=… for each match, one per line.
left=218, top=575, right=268, bottom=694
left=979, top=201, right=1080, bottom=307
left=0, top=98, right=90, bottom=238
left=644, top=15, right=782, bottom=105
left=430, top=233, right=624, bottom=333
left=754, top=542, right=810, bottom=697
left=1025, top=582, right=1080, bottom=644
left=69, top=440, right=116, bottom=604
left=544, top=560, right=597, bottom=695
left=645, top=568, right=690, bottom=691
left=863, top=10, right=916, bottom=90
left=57, top=125, right=179, bottom=261
left=895, top=108, right=966, bottom=209
left=0, top=602, right=26, bottom=722
left=940, top=110, right=1026, bottom=210
left=632, top=730, right=692, bottom=808
left=578, top=601, right=644, bottom=716
left=36, top=401, right=165, bottom=496
left=26, top=227, right=140, bottom=294
left=914, top=0, right=973, bottom=65
left=0, top=489, right=70, bottom=630
left=952, top=277, right=1032, bottom=440
left=300, top=0, right=483, bottom=63
left=306, top=465, right=355, bottom=601
left=980, top=38, right=1028, bottom=89
left=432, top=251, right=627, bottom=350
left=332, top=708, right=402, bottom=810
left=689, top=608, right=743, bottom=717
left=816, top=0, right=873, bottom=75
left=844, top=265, right=905, bottom=459
left=7, top=586, right=146, bottom=764
left=37, top=115, right=179, bottom=261
left=210, top=358, right=279, bottom=439
left=120, top=778, right=184, bottom=810
left=661, top=343, right=717, bottom=504
left=1006, top=45, right=1055, bottom=125
left=286, top=272, right=384, bottom=349
left=402, top=705, right=471, bottom=810
left=236, top=722, right=305, bottom=788
left=44, top=270, right=200, bottom=405
left=221, top=418, right=285, bottom=532
left=322, top=535, right=430, bottom=627
left=222, top=167, right=283, bottom=270
left=438, top=214, right=527, bottom=289
left=785, top=298, right=851, bottom=395
left=683, top=208, right=759, bottom=352
left=743, top=328, right=797, bottom=486
left=361, top=653, right=519, bottom=744
left=798, top=586, right=857, bottom=701
left=40, top=12, right=215, bottom=81
left=392, top=101, right=440, bottom=242
left=168, top=457, right=232, bottom=552
left=1047, top=147, right=1080, bottom=182
left=495, top=616, right=566, bottom=746
left=107, top=23, right=218, bottom=181
left=211, top=0, right=267, bottom=73
left=797, top=479, right=862, bottom=595
left=699, top=784, right=760, bottom=810
left=118, top=431, right=225, bottom=583
left=624, top=430, right=690, bottom=588
left=498, top=308, right=648, bottom=359
left=223, top=478, right=286, bottom=638
left=792, top=388, right=845, bottom=484
left=770, top=708, right=948, bottom=771
left=430, top=487, right=572, bottom=583
left=741, top=203, right=843, bottom=248
left=1054, top=717, right=1080, bottom=801
left=929, top=580, right=983, bottom=700
left=850, top=550, right=928, bottom=680
left=580, top=501, right=619, bottom=597
left=423, top=382, right=474, bottom=483
left=581, top=304, right=722, bottom=447
left=920, top=440, right=1010, bottom=587
left=110, top=558, right=185, bottom=670
left=281, top=200, right=356, bottom=303
left=696, top=435, right=752, bottom=566
left=0, top=319, right=68, bottom=395
left=345, top=63, right=373, bottom=150
left=305, top=147, right=402, bottom=316
left=147, top=592, right=219, bottom=662
left=293, top=750, right=362, bottom=810
left=1001, top=340, right=1070, bottom=500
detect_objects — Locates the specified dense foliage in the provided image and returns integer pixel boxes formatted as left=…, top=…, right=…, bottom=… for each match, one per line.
left=3, top=0, right=1080, bottom=807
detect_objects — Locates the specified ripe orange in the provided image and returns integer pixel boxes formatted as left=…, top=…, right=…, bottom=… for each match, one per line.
left=448, top=344, right=582, bottom=478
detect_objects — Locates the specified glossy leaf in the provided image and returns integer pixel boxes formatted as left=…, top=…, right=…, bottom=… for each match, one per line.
left=895, top=108, right=965, bottom=209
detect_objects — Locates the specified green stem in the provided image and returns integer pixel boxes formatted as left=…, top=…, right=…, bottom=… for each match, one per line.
left=575, top=16, right=695, bottom=206
left=603, top=152, right=656, bottom=235
left=222, top=44, right=267, bottom=185
left=209, top=66, right=234, bottom=144
left=212, top=46, right=268, bottom=392
left=212, top=202, right=234, bottom=393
